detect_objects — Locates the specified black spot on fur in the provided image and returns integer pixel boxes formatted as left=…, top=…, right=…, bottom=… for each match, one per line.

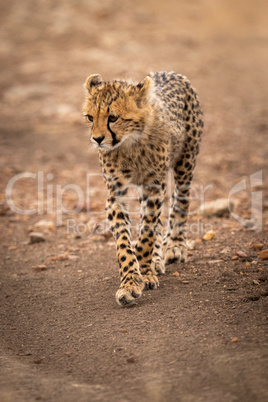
left=117, top=212, right=125, bottom=220
left=147, top=200, right=154, bottom=208
left=141, top=238, right=149, bottom=244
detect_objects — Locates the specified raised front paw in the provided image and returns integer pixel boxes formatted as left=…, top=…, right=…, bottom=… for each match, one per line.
left=164, top=244, right=187, bottom=266
left=116, top=274, right=144, bottom=307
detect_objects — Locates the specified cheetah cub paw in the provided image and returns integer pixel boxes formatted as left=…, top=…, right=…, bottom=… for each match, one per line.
left=142, top=272, right=159, bottom=290
left=151, top=257, right=166, bottom=275
left=116, top=275, right=145, bottom=307
left=164, top=244, right=188, bottom=266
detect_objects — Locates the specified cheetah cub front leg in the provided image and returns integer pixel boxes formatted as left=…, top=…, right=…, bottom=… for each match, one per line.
left=106, top=195, right=145, bottom=306
left=135, top=184, right=165, bottom=288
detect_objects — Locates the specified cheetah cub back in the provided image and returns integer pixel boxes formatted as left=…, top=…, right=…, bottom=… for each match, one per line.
left=83, top=71, right=203, bottom=306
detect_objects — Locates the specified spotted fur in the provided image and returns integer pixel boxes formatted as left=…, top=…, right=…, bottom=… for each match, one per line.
left=83, top=71, right=203, bottom=306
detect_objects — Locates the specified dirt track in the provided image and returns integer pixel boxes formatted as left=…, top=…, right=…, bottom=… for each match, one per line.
left=0, top=1, right=268, bottom=401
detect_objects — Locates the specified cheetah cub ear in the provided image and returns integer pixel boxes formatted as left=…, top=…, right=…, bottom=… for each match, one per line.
left=134, top=76, right=152, bottom=107
left=84, top=74, right=103, bottom=92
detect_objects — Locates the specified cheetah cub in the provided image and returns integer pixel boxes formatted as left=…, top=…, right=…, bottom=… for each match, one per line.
left=83, top=71, right=203, bottom=306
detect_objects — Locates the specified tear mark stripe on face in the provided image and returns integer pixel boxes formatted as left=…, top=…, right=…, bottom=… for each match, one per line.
left=107, top=122, right=120, bottom=146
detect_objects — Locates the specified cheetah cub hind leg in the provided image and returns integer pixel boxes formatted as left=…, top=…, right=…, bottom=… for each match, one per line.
left=150, top=219, right=166, bottom=275
left=151, top=255, right=166, bottom=275
left=151, top=247, right=166, bottom=275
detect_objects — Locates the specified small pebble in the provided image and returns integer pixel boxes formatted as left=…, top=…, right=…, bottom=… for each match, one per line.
left=33, top=359, right=42, bottom=364
left=121, top=329, right=128, bottom=333
left=252, top=243, right=263, bottom=250
left=236, top=251, right=247, bottom=258
left=201, top=198, right=233, bottom=217
left=126, top=356, right=135, bottom=363
left=260, top=249, right=268, bottom=260
left=231, top=337, right=238, bottom=343
left=203, top=230, right=216, bottom=241
left=231, top=256, right=238, bottom=260
left=114, top=347, right=123, bottom=353
left=32, top=265, right=47, bottom=271
left=29, top=232, right=45, bottom=243
left=172, top=271, right=180, bottom=277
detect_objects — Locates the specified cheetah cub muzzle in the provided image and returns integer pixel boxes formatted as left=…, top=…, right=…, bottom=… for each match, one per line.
left=83, top=71, right=203, bottom=306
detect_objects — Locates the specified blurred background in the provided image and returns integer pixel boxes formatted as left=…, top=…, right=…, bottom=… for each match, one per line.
left=0, top=0, right=267, bottom=224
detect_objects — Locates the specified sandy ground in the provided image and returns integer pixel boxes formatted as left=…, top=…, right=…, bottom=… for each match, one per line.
left=0, top=0, right=268, bottom=401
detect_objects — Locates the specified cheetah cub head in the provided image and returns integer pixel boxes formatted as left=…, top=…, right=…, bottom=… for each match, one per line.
left=83, top=74, right=152, bottom=150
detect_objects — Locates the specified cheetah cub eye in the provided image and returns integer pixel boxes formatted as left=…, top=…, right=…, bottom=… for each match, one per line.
left=108, top=115, right=119, bottom=123
left=86, top=114, right=93, bottom=122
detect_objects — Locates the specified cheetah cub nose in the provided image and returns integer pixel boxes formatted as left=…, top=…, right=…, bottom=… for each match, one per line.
left=93, top=136, right=105, bottom=145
